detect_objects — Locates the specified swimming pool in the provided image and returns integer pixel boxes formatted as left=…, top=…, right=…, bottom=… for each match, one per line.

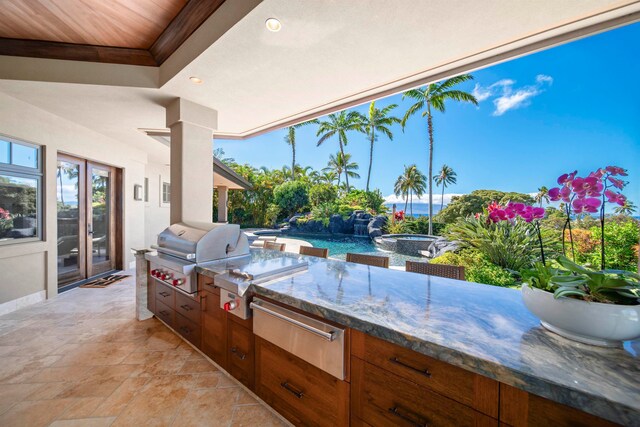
left=287, top=233, right=424, bottom=267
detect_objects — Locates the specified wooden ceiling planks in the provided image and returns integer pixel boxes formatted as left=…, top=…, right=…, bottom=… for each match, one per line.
left=0, top=0, right=224, bottom=66
left=0, top=0, right=187, bottom=49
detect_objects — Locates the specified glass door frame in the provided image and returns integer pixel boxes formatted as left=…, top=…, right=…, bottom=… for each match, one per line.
left=86, top=161, right=116, bottom=277
left=57, top=153, right=121, bottom=288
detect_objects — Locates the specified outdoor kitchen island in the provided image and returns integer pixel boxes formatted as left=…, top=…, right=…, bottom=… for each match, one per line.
left=146, top=249, right=640, bottom=427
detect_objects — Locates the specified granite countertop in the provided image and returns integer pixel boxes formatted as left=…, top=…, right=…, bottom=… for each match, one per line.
left=197, top=250, right=640, bottom=426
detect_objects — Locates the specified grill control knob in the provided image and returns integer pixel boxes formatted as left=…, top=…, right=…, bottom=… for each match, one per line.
left=151, top=269, right=158, bottom=276
left=223, top=301, right=237, bottom=311
left=172, top=279, right=183, bottom=286
left=162, top=273, right=171, bottom=280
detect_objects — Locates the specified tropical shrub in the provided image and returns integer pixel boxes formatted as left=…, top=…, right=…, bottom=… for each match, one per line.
left=273, top=180, right=309, bottom=217
left=309, top=184, right=337, bottom=207
left=588, top=220, right=639, bottom=272
left=436, top=190, right=535, bottom=224
left=446, top=210, right=545, bottom=271
left=338, top=189, right=387, bottom=215
left=384, top=216, right=445, bottom=236
left=310, top=202, right=336, bottom=227
left=265, top=204, right=281, bottom=228
left=430, top=249, right=516, bottom=287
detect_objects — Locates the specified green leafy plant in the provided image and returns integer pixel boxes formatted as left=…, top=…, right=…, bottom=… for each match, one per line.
left=521, top=261, right=571, bottom=293
left=548, top=255, right=640, bottom=304
left=430, top=249, right=516, bottom=287
left=273, top=180, right=309, bottom=217
left=309, top=184, right=338, bottom=207
left=446, top=214, right=546, bottom=271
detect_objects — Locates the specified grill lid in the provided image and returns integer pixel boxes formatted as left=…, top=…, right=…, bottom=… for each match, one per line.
left=154, top=221, right=250, bottom=263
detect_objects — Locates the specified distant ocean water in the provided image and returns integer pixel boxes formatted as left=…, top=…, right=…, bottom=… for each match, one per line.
left=384, top=202, right=442, bottom=217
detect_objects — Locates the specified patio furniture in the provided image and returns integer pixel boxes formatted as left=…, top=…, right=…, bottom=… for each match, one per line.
left=346, top=253, right=389, bottom=268
left=405, top=261, right=465, bottom=280
left=264, top=241, right=286, bottom=252
left=299, top=246, right=329, bottom=258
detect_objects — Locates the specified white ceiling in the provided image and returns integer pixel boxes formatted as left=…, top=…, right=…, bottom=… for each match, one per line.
left=0, top=0, right=638, bottom=164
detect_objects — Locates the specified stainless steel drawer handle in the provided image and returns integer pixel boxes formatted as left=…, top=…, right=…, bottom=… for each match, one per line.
left=250, top=302, right=335, bottom=342
left=231, top=346, right=246, bottom=360
left=388, top=406, right=429, bottom=427
left=281, top=381, right=304, bottom=399
left=389, top=357, right=431, bottom=378
left=159, top=292, right=170, bottom=297
left=179, top=326, right=191, bottom=335
left=159, top=310, right=169, bottom=316
left=180, top=304, right=193, bottom=311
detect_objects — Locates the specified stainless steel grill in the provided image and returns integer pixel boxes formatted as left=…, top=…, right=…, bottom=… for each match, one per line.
left=145, top=222, right=250, bottom=295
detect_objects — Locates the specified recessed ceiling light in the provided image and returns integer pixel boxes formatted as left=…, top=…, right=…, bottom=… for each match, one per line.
left=189, top=76, right=203, bottom=84
left=265, top=18, right=282, bottom=32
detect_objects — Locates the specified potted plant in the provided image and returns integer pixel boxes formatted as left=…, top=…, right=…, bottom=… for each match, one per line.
left=521, top=166, right=640, bottom=347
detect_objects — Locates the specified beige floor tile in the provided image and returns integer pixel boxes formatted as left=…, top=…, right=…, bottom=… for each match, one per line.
left=0, top=398, right=76, bottom=427
left=171, top=388, right=240, bottom=426
left=25, top=365, right=93, bottom=383
left=49, top=417, right=116, bottom=427
left=177, top=357, right=219, bottom=374
left=0, top=383, right=46, bottom=414
left=59, top=397, right=106, bottom=419
left=91, top=376, right=150, bottom=418
left=231, top=404, right=290, bottom=427
left=56, top=365, right=138, bottom=399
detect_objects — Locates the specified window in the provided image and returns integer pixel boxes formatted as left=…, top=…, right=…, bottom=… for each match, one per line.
left=0, top=137, right=42, bottom=244
left=162, top=182, right=170, bottom=204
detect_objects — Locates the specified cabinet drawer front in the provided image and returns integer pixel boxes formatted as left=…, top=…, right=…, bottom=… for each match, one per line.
left=175, top=291, right=201, bottom=324
left=175, top=312, right=201, bottom=348
left=352, top=358, right=497, bottom=427
left=256, top=338, right=349, bottom=427
left=352, top=330, right=498, bottom=416
left=155, top=299, right=174, bottom=328
left=199, top=274, right=219, bottom=295
left=202, top=291, right=227, bottom=369
left=155, top=282, right=175, bottom=307
left=227, top=320, right=254, bottom=389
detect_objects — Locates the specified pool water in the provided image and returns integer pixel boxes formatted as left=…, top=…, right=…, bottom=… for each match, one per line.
left=287, top=233, right=424, bottom=267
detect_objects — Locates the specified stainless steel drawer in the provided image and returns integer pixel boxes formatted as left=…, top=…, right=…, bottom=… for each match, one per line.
left=250, top=298, right=345, bottom=380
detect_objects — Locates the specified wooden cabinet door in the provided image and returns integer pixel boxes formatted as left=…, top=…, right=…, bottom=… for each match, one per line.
left=201, top=290, right=227, bottom=369
left=227, top=320, right=254, bottom=390
left=499, top=384, right=619, bottom=427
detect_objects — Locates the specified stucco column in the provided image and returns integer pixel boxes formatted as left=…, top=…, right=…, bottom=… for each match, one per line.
left=217, top=186, right=228, bottom=223
left=166, top=98, right=218, bottom=224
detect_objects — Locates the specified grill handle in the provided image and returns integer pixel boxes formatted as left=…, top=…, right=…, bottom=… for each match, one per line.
left=250, top=301, right=335, bottom=342
left=151, top=245, right=196, bottom=260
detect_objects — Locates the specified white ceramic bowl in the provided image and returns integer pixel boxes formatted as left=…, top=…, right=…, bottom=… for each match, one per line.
left=522, top=284, right=640, bottom=347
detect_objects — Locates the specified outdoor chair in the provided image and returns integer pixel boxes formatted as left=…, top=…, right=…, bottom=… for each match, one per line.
left=346, top=253, right=389, bottom=268
left=405, top=261, right=465, bottom=280
left=299, top=246, right=329, bottom=258
left=264, top=241, right=286, bottom=252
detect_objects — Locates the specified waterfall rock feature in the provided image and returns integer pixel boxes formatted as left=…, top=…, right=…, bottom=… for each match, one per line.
left=367, top=215, right=387, bottom=238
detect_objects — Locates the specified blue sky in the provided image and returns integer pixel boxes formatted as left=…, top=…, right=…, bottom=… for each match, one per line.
left=216, top=23, right=640, bottom=209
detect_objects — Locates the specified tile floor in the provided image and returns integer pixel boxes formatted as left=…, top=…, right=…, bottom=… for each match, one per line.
left=0, top=274, right=290, bottom=427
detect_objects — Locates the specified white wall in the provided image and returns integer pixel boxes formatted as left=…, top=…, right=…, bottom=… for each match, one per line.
left=144, top=163, right=171, bottom=248
left=0, top=91, right=166, bottom=303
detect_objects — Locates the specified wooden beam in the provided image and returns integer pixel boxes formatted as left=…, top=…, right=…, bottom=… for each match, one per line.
left=0, top=38, right=157, bottom=66
left=150, top=0, right=226, bottom=65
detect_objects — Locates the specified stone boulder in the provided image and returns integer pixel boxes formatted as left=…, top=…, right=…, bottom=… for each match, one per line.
left=367, top=215, right=387, bottom=239
left=428, top=237, right=460, bottom=258
left=329, top=214, right=350, bottom=234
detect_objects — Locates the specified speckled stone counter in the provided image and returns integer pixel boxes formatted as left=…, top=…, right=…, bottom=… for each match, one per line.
left=197, top=250, right=640, bottom=426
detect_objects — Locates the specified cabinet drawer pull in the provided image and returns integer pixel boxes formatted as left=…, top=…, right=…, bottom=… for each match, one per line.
left=180, top=304, right=193, bottom=311
left=389, top=357, right=431, bottom=378
left=388, top=406, right=428, bottom=427
left=230, top=346, right=246, bottom=360
left=179, top=326, right=191, bottom=335
left=280, top=381, right=304, bottom=399
left=159, top=310, right=169, bottom=316
left=159, top=291, right=170, bottom=297
left=200, top=294, right=207, bottom=311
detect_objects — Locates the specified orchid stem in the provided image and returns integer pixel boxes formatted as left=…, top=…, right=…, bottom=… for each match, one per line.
left=536, top=221, right=546, bottom=266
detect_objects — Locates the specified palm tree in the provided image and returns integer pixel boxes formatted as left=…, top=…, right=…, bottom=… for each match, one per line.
left=614, top=200, right=637, bottom=216
left=355, top=102, right=401, bottom=191
left=323, top=152, right=360, bottom=187
left=401, top=75, right=478, bottom=234
left=318, top=170, right=337, bottom=185
left=394, top=165, right=426, bottom=216
left=535, top=186, right=550, bottom=207
left=316, top=111, right=362, bottom=191
left=284, top=120, right=318, bottom=180
left=433, top=164, right=457, bottom=212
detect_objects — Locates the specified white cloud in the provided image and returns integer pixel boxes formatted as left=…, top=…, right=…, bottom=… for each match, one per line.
left=473, top=75, right=553, bottom=116
left=384, top=193, right=464, bottom=206
left=536, top=74, right=553, bottom=84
